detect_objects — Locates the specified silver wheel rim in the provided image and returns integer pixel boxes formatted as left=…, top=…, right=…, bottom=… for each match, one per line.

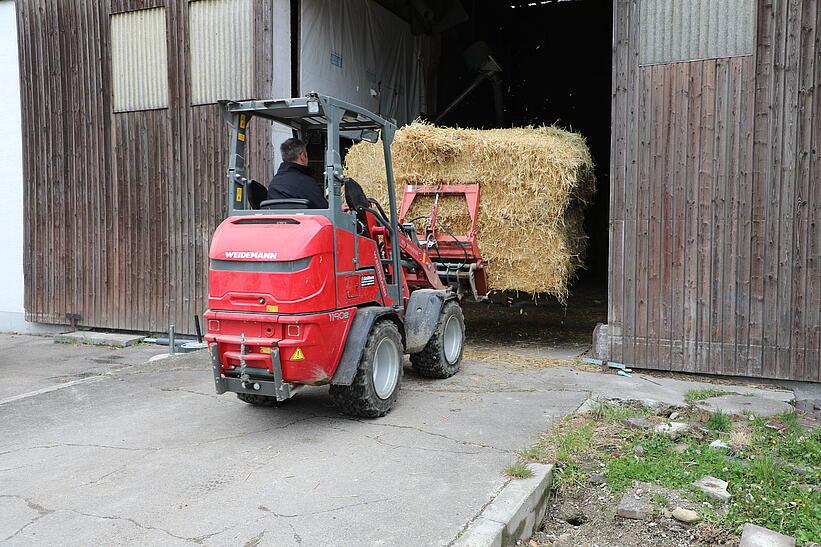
left=443, top=315, right=463, bottom=364
left=372, top=337, right=400, bottom=399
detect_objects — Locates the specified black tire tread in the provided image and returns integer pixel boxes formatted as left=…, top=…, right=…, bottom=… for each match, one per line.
left=410, top=300, right=464, bottom=379
left=330, top=320, right=403, bottom=418
left=236, top=393, right=284, bottom=406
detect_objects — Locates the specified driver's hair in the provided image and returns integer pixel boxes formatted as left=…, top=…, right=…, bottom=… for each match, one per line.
left=281, top=138, right=307, bottom=163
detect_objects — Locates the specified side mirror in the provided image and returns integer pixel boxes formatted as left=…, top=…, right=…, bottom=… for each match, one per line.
left=360, top=129, right=379, bottom=143
left=342, top=129, right=380, bottom=143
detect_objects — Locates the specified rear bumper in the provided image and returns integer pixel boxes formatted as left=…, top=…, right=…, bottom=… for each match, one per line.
left=204, top=308, right=357, bottom=385
left=209, top=343, right=297, bottom=401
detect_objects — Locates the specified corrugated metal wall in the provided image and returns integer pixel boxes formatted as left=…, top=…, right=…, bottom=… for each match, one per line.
left=607, top=0, right=821, bottom=381
left=17, top=0, right=277, bottom=334
left=110, top=7, right=169, bottom=111
left=639, top=0, right=756, bottom=65
left=189, top=0, right=253, bottom=105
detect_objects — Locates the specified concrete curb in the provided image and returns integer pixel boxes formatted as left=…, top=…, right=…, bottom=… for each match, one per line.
left=454, top=463, right=553, bottom=547
left=54, top=331, right=145, bottom=348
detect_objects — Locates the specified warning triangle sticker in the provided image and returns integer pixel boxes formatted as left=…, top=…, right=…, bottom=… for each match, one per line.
left=291, top=347, right=305, bottom=361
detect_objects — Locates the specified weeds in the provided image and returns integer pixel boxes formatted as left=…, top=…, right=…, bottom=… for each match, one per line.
left=590, top=399, right=651, bottom=422
left=684, top=388, right=736, bottom=403
left=705, top=411, right=732, bottom=432
left=504, top=461, right=533, bottom=479
left=555, top=423, right=594, bottom=463
left=515, top=401, right=821, bottom=544
left=650, top=492, right=669, bottom=509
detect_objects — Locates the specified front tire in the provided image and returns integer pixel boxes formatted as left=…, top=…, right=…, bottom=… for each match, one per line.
left=330, top=320, right=403, bottom=418
left=410, top=300, right=464, bottom=378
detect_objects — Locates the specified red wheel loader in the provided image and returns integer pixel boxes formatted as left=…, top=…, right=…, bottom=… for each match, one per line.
left=205, top=94, right=487, bottom=417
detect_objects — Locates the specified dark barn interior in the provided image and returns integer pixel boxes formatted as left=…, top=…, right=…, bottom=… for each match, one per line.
left=407, top=0, right=614, bottom=350
left=433, top=0, right=613, bottom=284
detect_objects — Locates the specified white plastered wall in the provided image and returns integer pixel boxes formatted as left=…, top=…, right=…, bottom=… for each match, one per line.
left=0, top=0, right=61, bottom=334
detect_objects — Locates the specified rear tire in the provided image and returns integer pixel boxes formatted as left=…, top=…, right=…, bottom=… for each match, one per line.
left=236, top=393, right=284, bottom=406
left=410, top=300, right=464, bottom=379
left=330, top=320, right=403, bottom=418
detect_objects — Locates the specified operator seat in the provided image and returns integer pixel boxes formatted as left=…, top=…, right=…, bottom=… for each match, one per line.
left=247, top=180, right=269, bottom=209
left=344, top=177, right=372, bottom=237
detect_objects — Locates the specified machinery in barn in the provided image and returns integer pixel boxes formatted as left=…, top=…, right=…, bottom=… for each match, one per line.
left=205, top=94, right=486, bottom=417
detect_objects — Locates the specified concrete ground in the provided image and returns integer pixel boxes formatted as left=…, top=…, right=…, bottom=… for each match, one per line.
left=0, top=334, right=159, bottom=403
left=0, top=333, right=796, bottom=546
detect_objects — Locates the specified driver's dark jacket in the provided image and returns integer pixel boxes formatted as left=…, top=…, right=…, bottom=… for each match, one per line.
left=267, top=161, right=328, bottom=209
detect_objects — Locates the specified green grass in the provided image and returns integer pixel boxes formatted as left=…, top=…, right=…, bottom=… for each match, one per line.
left=603, top=418, right=821, bottom=543
left=684, top=388, right=737, bottom=403
left=650, top=492, right=669, bottom=509
left=555, top=423, right=594, bottom=463
left=518, top=403, right=821, bottom=544
left=705, top=410, right=732, bottom=432
left=517, top=445, right=546, bottom=461
left=504, top=461, right=533, bottom=479
left=590, top=399, right=652, bottom=422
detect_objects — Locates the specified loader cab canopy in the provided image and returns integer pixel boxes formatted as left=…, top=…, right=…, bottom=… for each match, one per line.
left=220, top=94, right=398, bottom=219
left=219, top=94, right=404, bottom=307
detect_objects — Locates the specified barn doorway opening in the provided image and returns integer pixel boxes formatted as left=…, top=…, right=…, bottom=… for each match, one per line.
left=431, top=0, right=613, bottom=355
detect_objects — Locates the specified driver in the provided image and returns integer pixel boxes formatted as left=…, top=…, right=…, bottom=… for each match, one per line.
left=267, top=138, right=328, bottom=209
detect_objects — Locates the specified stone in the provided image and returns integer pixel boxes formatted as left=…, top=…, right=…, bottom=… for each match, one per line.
left=54, top=331, right=145, bottom=348
left=655, top=421, right=690, bottom=439
left=589, top=473, right=606, bottom=485
left=709, top=439, right=729, bottom=449
left=814, top=399, right=821, bottom=411
left=693, top=476, right=731, bottom=502
left=794, top=399, right=815, bottom=413
left=782, top=462, right=809, bottom=476
left=669, top=411, right=680, bottom=420
left=553, top=532, right=573, bottom=547
left=633, top=445, right=646, bottom=457
left=615, top=492, right=651, bottom=520
left=624, top=417, right=653, bottom=430
left=671, top=507, right=700, bottom=524
left=696, top=395, right=794, bottom=418
left=739, top=523, right=796, bottom=547
left=672, top=443, right=689, bottom=454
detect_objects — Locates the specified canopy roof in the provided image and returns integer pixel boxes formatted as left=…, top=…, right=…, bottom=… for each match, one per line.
left=220, top=94, right=395, bottom=133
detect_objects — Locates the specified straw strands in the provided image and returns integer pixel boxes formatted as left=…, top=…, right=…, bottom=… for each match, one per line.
left=344, top=121, right=595, bottom=300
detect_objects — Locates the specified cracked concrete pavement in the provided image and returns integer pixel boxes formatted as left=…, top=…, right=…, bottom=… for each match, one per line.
left=0, top=333, right=795, bottom=546
left=0, top=334, right=588, bottom=546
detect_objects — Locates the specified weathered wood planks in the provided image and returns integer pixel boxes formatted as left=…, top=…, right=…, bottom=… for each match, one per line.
left=18, top=0, right=276, bottom=334
left=608, top=0, right=821, bottom=381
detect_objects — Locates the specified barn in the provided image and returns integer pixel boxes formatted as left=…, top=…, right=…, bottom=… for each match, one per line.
left=3, top=0, right=819, bottom=381
left=601, top=0, right=820, bottom=382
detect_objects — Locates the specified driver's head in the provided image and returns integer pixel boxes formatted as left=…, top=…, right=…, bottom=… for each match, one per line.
left=281, top=138, right=308, bottom=166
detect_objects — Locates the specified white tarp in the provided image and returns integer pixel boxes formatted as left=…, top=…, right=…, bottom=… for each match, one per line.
left=300, top=0, right=431, bottom=126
